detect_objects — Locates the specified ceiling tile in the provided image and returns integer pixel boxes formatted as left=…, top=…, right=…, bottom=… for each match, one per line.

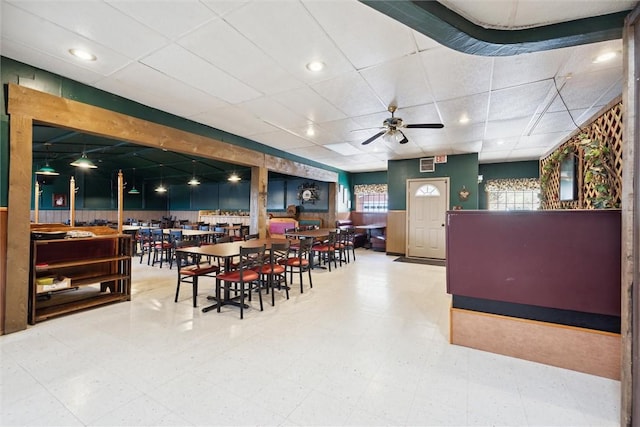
left=189, top=104, right=276, bottom=138
left=492, top=48, right=568, bottom=91
left=252, top=130, right=315, bottom=151
left=312, top=71, right=385, bottom=117
left=437, top=93, right=489, bottom=126
left=304, top=0, right=417, bottom=70
left=141, top=44, right=261, bottom=104
left=360, top=54, right=436, bottom=109
left=488, top=80, right=553, bottom=121
left=8, top=0, right=168, bottom=58
left=420, top=47, right=493, bottom=101
left=96, top=62, right=227, bottom=118
left=106, top=0, right=218, bottom=40
left=271, top=86, right=347, bottom=123
left=241, top=96, right=310, bottom=130
left=177, top=19, right=304, bottom=96
left=223, top=1, right=355, bottom=83
left=484, top=117, right=531, bottom=140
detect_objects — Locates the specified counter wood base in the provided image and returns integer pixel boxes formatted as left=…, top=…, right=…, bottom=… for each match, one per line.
left=450, top=307, right=621, bottom=380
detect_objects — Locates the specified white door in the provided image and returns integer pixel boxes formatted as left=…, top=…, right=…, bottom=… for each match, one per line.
left=406, top=178, right=449, bottom=259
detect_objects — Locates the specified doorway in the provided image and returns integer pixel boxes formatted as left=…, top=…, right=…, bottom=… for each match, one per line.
left=406, top=178, right=449, bottom=259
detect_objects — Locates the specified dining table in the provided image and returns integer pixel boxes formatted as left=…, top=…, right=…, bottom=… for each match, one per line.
left=175, top=237, right=293, bottom=313
left=355, top=224, right=386, bottom=249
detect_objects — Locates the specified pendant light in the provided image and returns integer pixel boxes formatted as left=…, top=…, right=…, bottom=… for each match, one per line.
left=36, top=143, right=59, bottom=176
left=228, top=172, right=241, bottom=182
left=188, top=160, right=200, bottom=186
left=70, top=151, right=97, bottom=169
left=155, top=164, right=167, bottom=193
left=128, top=168, right=140, bottom=195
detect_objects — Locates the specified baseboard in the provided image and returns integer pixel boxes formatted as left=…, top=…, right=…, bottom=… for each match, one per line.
left=450, top=307, right=621, bottom=380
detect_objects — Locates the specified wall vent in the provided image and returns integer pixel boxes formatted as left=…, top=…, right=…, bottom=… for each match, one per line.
left=420, top=157, right=435, bottom=172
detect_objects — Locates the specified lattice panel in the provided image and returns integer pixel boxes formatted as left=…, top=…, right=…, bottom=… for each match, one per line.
left=541, top=101, right=623, bottom=210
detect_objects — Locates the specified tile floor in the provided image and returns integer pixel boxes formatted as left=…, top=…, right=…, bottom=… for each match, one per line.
left=1, top=249, right=620, bottom=426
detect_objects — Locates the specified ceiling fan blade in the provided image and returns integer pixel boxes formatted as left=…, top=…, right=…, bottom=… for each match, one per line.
left=361, top=130, right=386, bottom=145
left=397, top=130, right=409, bottom=144
left=405, top=123, right=444, bottom=129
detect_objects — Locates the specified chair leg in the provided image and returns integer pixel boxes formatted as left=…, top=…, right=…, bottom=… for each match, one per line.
left=307, top=267, right=313, bottom=288
left=257, top=281, right=263, bottom=311
left=270, top=273, right=275, bottom=307
left=192, top=276, right=198, bottom=307
left=216, top=279, right=222, bottom=313
left=175, top=279, right=181, bottom=303
left=240, top=282, right=244, bottom=319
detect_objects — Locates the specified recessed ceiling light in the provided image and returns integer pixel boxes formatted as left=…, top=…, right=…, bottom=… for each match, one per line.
left=458, top=115, right=470, bottom=124
left=497, top=139, right=505, bottom=145
left=69, top=48, right=97, bottom=61
left=306, top=126, right=315, bottom=137
left=306, top=61, right=325, bottom=72
left=593, top=51, right=617, bottom=64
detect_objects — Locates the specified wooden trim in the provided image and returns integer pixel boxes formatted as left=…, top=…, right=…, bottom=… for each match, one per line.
left=0, top=207, right=7, bottom=335
left=450, top=308, right=621, bottom=380
left=7, top=83, right=264, bottom=167
left=264, top=154, right=338, bottom=182
left=5, top=114, right=32, bottom=334
left=622, top=7, right=639, bottom=424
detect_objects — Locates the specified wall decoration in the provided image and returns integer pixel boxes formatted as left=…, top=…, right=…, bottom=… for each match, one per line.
left=297, top=182, right=319, bottom=204
left=458, top=186, right=470, bottom=201
left=53, top=193, right=67, bottom=207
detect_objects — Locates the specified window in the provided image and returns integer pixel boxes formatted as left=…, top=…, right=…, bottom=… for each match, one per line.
left=415, top=184, right=440, bottom=197
left=354, top=184, right=388, bottom=212
left=485, top=178, right=541, bottom=211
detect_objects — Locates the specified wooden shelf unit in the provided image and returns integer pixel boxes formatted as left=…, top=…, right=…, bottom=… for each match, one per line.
left=29, top=234, right=132, bottom=324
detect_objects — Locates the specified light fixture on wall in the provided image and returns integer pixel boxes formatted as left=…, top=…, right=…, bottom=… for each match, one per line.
left=155, top=164, right=167, bottom=193
left=188, top=160, right=200, bottom=186
left=36, top=143, right=59, bottom=175
left=70, top=152, right=97, bottom=169
left=128, top=168, right=140, bottom=195
left=228, top=173, right=241, bottom=182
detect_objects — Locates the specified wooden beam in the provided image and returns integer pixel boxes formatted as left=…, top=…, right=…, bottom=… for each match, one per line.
left=265, top=154, right=338, bottom=182
left=7, top=83, right=264, bottom=167
left=251, top=166, right=268, bottom=239
left=5, top=114, right=32, bottom=333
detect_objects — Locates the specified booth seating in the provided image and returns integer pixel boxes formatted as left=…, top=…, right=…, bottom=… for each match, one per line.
left=335, top=220, right=367, bottom=248
left=268, top=218, right=298, bottom=239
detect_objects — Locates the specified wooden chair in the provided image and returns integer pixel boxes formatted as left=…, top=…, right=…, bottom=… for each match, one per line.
left=341, top=228, right=357, bottom=263
left=174, top=242, right=219, bottom=307
left=213, top=245, right=266, bottom=319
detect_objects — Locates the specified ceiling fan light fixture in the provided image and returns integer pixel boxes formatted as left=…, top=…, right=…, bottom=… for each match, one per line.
left=70, top=153, right=97, bottom=169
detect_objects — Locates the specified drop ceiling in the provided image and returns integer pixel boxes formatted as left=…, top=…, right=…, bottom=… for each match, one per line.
left=1, top=0, right=635, bottom=175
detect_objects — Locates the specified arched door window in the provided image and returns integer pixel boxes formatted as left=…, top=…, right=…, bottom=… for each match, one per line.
left=415, top=184, right=440, bottom=197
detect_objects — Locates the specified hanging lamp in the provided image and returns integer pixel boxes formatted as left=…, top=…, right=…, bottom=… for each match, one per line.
left=155, top=164, right=167, bottom=193
left=128, top=168, right=140, bottom=194
left=36, top=143, right=59, bottom=175
left=70, top=152, right=97, bottom=169
left=188, top=160, right=200, bottom=186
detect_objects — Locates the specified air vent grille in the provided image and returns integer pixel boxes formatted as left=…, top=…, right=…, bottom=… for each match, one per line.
left=420, top=157, right=435, bottom=172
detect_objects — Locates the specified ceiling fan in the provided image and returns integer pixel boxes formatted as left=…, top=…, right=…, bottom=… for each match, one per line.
left=361, top=105, right=444, bottom=145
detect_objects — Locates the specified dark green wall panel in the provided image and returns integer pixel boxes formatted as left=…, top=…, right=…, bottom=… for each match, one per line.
left=351, top=171, right=388, bottom=185
left=388, top=153, right=479, bottom=210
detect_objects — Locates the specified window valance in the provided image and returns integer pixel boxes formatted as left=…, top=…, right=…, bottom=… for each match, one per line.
left=485, top=178, right=540, bottom=192
left=354, top=184, right=387, bottom=195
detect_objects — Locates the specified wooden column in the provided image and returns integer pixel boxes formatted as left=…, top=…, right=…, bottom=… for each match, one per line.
left=5, top=114, right=33, bottom=333
left=117, top=170, right=123, bottom=234
left=622, top=7, right=639, bottom=425
left=69, top=176, right=76, bottom=226
left=251, top=166, right=268, bottom=239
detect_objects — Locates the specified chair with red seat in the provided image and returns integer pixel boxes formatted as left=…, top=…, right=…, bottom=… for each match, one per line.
left=174, top=241, right=219, bottom=307
left=314, top=231, right=338, bottom=271
left=256, top=240, right=290, bottom=306
left=213, top=244, right=266, bottom=319
left=281, top=237, right=313, bottom=293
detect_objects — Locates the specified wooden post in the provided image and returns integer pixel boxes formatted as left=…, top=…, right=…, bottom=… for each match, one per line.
left=69, top=176, right=76, bottom=226
left=117, top=170, right=123, bottom=234
left=34, top=180, right=39, bottom=224
left=251, top=166, right=268, bottom=239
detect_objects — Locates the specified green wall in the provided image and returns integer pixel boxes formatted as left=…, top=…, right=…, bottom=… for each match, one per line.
left=478, top=161, right=540, bottom=209
left=1, top=56, right=348, bottom=208
left=387, top=153, right=479, bottom=210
